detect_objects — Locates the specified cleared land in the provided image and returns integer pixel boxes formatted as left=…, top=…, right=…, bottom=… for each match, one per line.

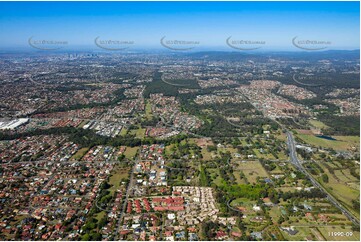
left=129, top=128, right=146, bottom=138
left=124, top=146, right=139, bottom=159
left=309, top=120, right=329, bottom=129
left=70, top=147, right=89, bottom=160
left=145, top=101, right=153, bottom=119
left=235, top=160, right=269, bottom=184
left=296, top=133, right=359, bottom=151
left=316, top=162, right=360, bottom=219
left=108, top=166, right=129, bottom=195
left=120, top=127, right=128, bottom=136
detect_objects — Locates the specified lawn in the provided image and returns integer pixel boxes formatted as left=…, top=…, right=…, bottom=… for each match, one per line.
left=240, top=138, right=249, bottom=146
left=276, top=151, right=288, bottom=160
left=108, top=167, right=129, bottom=195
left=70, top=147, right=89, bottom=160
left=230, top=197, right=254, bottom=207
left=269, top=206, right=282, bottom=223
left=334, top=169, right=358, bottom=183
left=235, top=160, right=269, bottom=184
left=145, top=101, right=153, bottom=119
left=253, top=148, right=275, bottom=160
left=296, top=133, right=359, bottom=151
left=130, top=128, right=145, bottom=138
left=124, top=147, right=138, bottom=159
left=208, top=168, right=225, bottom=186
left=309, top=120, right=329, bottom=129
left=94, top=210, right=107, bottom=221
left=233, top=170, right=247, bottom=184
left=317, top=163, right=360, bottom=219
left=275, top=132, right=287, bottom=142
left=323, top=181, right=360, bottom=219
left=201, top=147, right=214, bottom=161
left=120, top=127, right=128, bottom=136
left=165, top=144, right=175, bottom=156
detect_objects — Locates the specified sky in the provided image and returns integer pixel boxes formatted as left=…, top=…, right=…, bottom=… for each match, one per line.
left=0, top=1, right=359, bottom=51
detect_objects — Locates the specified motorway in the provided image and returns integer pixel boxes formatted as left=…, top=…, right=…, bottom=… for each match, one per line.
left=286, top=131, right=360, bottom=226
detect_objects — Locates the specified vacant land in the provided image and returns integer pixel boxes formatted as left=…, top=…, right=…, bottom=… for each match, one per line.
left=124, top=146, right=138, bottom=159
left=208, top=168, right=225, bottom=186
left=317, top=162, right=360, bottom=219
left=130, top=128, right=146, bottom=138
left=120, top=127, right=128, bottom=136
left=145, top=101, right=153, bottom=119
left=235, top=160, right=269, bottom=184
left=201, top=147, right=214, bottom=160
left=296, top=133, right=359, bottom=151
left=108, top=166, right=129, bottom=195
left=70, top=147, right=89, bottom=160
left=253, top=148, right=275, bottom=160
left=309, top=120, right=329, bottom=129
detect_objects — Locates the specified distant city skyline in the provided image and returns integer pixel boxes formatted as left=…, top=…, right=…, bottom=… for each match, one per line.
left=0, top=1, right=359, bottom=51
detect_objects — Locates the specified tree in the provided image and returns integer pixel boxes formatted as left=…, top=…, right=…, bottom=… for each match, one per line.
left=118, top=154, right=125, bottom=161
left=321, top=174, right=329, bottom=183
left=90, top=232, right=102, bottom=241
left=98, top=217, right=108, bottom=229
left=81, top=234, right=90, bottom=241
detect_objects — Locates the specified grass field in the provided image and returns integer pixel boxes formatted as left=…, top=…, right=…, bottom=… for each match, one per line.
left=240, top=139, right=249, bottom=146
left=201, top=147, right=214, bottom=160
left=94, top=210, right=106, bottom=221
left=165, top=144, right=175, bottom=156
left=108, top=167, right=129, bottom=195
left=124, top=147, right=138, bottom=159
left=253, top=148, right=275, bottom=160
left=130, top=128, right=145, bottom=138
left=334, top=169, right=359, bottom=183
left=217, top=147, right=238, bottom=154
left=233, top=170, right=247, bottom=184
left=230, top=197, right=254, bottom=207
left=275, top=132, right=287, bottom=142
left=296, top=133, right=359, bottom=151
left=120, top=127, right=128, bottom=136
left=275, top=151, right=287, bottom=160
left=78, top=120, right=88, bottom=128
left=70, top=147, right=89, bottom=160
left=309, top=120, right=329, bottom=129
left=208, top=168, right=226, bottom=186
left=317, top=163, right=360, bottom=219
left=145, top=101, right=153, bottom=119
left=235, top=160, right=269, bottom=184
left=269, top=206, right=283, bottom=222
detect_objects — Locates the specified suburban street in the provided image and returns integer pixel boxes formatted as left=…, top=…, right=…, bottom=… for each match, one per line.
left=114, top=152, right=138, bottom=239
